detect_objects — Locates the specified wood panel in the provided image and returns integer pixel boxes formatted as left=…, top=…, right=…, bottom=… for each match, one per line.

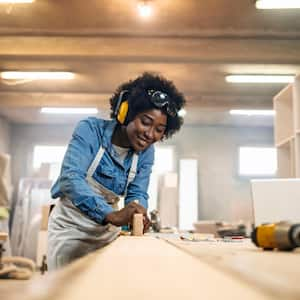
left=165, top=237, right=300, bottom=300
left=1, top=237, right=274, bottom=300
left=1, top=37, right=300, bottom=64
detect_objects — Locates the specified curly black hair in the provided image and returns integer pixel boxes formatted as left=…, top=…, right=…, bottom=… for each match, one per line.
left=110, top=72, right=186, bottom=139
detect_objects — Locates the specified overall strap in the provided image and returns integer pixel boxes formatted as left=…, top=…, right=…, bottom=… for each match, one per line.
left=124, top=153, right=138, bottom=193
left=86, top=146, right=105, bottom=178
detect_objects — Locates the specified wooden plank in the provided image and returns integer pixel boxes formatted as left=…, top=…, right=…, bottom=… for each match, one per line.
left=1, top=37, right=300, bottom=64
left=0, top=92, right=271, bottom=110
left=273, top=84, right=293, bottom=147
left=22, top=237, right=273, bottom=300
left=40, top=206, right=50, bottom=231
left=0, top=92, right=111, bottom=108
left=36, top=231, right=47, bottom=267
left=277, top=142, right=292, bottom=177
left=0, top=231, right=8, bottom=241
left=165, top=237, right=300, bottom=300
left=293, top=76, right=300, bottom=177
left=1, top=237, right=285, bottom=300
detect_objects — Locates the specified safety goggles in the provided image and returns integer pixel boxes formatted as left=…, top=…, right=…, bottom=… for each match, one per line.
left=147, top=90, right=178, bottom=117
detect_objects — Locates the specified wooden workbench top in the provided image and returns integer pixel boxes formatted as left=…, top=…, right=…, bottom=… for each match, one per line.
left=1, top=236, right=299, bottom=300
left=164, top=237, right=300, bottom=300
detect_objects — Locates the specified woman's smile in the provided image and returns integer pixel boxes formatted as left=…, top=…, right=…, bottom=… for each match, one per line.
left=137, top=136, right=149, bottom=147
left=126, top=109, right=167, bottom=151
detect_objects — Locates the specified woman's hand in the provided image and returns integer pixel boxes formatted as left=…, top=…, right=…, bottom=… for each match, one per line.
left=104, top=201, right=151, bottom=233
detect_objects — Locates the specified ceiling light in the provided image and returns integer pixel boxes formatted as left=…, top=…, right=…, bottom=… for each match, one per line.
left=256, top=0, right=300, bottom=9
left=0, top=71, right=75, bottom=80
left=226, top=75, right=295, bottom=83
left=41, top=108, right=98, bottom=114
left=0, top=0, right=34, bottom=3
left=138, top=0, right=153, bottom=18
left=230, top=110, right=275, bottom=116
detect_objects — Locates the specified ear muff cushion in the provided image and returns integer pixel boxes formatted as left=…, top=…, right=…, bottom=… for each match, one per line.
left=117, top=100, right=129, bottom=124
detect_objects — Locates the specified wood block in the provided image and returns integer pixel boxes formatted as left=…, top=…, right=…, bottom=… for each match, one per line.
left=40, top=205, right=51, bottom=230
left=0, top=153, right=12, bottom=206
left=0, top=231, right=8, bottom=241
left=132, top=213, right=143, bottom=236
left=159, top=187, right=178, bottom=228
left=36, top=230, right=48, bottom=266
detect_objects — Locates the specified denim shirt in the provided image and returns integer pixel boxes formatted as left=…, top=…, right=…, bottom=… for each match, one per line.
left=51, top=117, right=154, bottom=224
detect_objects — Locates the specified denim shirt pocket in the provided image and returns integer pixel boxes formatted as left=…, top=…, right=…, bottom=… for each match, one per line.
left=93, top=164, right=116, bottom=191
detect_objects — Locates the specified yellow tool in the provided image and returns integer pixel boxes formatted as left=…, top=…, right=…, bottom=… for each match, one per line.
left=251, top=221, right=300, bottom=251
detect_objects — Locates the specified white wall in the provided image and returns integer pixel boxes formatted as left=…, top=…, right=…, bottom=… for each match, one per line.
left=164, top=125, right=274, bottom=223
left=10, top=122, right=274, bottom=223
left=0, top=116, right=11, bottom=154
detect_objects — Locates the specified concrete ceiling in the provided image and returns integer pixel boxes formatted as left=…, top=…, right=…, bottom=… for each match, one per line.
left=0, top=0, right=300, bottom=126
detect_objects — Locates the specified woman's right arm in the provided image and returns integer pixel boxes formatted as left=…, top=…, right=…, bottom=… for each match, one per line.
left=52, top=119, right=114, bottom=224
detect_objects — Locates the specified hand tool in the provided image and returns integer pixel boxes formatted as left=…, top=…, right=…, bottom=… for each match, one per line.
left=251, top=221, right=300, bottom=251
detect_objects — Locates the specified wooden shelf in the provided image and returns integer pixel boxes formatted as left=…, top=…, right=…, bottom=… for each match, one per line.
left=273, top=84, right=293, bottom=146
left=293, top=76, right=300, bottom=132
left=275, top=135, right=294, bottom=148
left=274, top=75, right=300, bottom=177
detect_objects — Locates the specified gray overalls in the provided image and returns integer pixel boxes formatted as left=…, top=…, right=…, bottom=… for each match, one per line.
left=47, top=145, right=138, bottom=270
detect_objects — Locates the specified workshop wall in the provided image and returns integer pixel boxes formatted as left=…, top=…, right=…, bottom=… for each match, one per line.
left=10, top=123, right=75, bottom=188
left=166, top=125, right=274, bottom=223
left=10, top=123, right=273, bottom=223
left=0, top=116, right=11, bottom=154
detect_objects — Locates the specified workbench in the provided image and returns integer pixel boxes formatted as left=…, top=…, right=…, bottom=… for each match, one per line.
left=1, top=235, right=300, bottom=300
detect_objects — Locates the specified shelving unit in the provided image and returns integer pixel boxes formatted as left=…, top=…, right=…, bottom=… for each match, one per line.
left=274, top=75, right=300, bottom=177
left=276, top=139, right=294, bottom=177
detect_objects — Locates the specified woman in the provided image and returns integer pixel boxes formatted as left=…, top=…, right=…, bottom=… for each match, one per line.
left=47, top=72, right=186, bottom=270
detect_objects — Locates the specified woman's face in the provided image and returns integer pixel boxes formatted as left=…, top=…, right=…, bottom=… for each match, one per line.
left=126, top=108, right=167, bottom=151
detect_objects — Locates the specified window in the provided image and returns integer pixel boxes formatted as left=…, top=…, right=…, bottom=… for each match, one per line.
left=33, top=145, right=67, bottom=180
left=239, top=146, right=277, bottom=176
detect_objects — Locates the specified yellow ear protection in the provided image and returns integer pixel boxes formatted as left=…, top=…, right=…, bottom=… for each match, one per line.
left=113, top=90, right=129, bottom=124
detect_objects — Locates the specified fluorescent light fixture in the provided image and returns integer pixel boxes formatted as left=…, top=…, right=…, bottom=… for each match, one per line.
left=138, top=1, right=153, bottom=18
left=0, top=0, right=34, bottom=3
left=256, top=0, right=300, bottom=9
left=1, top=71, right=75, bottom=80
left=178, top=109, right=187, bottom=117
left=41, top=107, right=98, bottom=114
left=226, top=75, right=294, bottom=83
left=230, top=109, right=275, bottom=116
